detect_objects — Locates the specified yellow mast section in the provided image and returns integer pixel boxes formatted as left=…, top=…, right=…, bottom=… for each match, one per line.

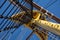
left=31, top=10, right=60, bottom=36
left=35, top=20, right=60, bottom=36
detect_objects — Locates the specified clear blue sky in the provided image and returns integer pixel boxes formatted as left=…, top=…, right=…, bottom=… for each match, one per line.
left=0, top=0, right=60, bottom=40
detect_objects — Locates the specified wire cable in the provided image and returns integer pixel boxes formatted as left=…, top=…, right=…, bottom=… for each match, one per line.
left=0, top=0, right=7, bottom=8
left=0, top=5, right=16, bottom=30
left=0, top=3, right=11, bottom=25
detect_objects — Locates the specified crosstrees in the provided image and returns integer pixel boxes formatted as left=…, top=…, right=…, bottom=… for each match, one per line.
left=25, top=0, right=60, bottom=23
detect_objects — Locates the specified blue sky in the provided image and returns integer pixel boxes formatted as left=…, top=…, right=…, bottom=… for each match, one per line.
left=0, top=0, right=60, bottom=40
